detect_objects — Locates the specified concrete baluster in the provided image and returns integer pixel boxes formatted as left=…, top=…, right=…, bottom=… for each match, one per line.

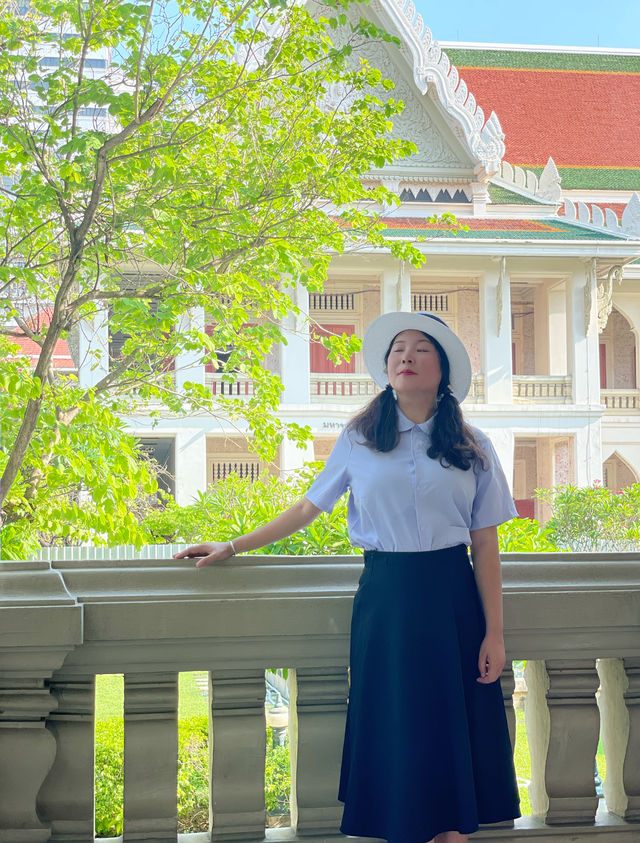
left=622, top=658, right=640, bottom=821
left=501, top=662, right=517, bottom=752
left=597, top=657, right=631, bottom=818
left=544, top=659, right=600, bottom=824
left=123, top=672, right=179, bottom=841
left=523, top=659, right=551, bottom=818
left=37, top=672, right=96, bottom=842
left=288, top=666, right=349, bottom=836
left=0, top=676, right=58, bottom=842
left=209, top=670, right=266, bottom=841
left=0, top=560, right=82, bottom=843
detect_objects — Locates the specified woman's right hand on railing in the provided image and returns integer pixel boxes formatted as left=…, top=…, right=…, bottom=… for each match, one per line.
left=173, top=542, right=235, bottom=568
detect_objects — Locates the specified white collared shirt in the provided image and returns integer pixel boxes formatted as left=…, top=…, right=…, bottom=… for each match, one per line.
left=305, top=407, right=518, bottom=552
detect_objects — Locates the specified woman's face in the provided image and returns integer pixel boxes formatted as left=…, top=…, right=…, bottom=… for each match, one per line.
left=386, top=330, right=442, bottom=396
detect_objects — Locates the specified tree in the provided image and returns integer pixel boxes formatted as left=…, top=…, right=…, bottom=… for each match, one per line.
left=0, top=0, right=426, bottom=556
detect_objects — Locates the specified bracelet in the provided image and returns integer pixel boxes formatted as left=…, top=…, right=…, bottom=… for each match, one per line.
left=228, top=539, right=238, bottom=556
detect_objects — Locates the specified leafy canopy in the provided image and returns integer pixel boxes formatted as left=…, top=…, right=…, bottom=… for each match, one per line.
left=0, top=0, right=426, bottom=555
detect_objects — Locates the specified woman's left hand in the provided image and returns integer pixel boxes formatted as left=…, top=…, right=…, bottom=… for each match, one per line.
left=476, top=632, right=506, bottom=684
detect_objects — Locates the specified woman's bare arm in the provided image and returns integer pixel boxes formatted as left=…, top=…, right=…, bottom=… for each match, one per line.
left=173, top=496, right=323, bottom=567
left=469, top=524, right=506, bottom=683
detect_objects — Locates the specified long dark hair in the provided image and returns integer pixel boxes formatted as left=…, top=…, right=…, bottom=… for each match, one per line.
left=347, top=332, right=487, bottom=471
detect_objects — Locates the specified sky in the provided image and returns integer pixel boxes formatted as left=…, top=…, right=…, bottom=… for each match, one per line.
left=413, top=0, right=640, bottom=50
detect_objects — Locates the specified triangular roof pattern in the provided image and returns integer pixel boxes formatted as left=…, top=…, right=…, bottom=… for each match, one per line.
left=442, top=45, right=640, bottom=190
left=360, top=1, right=506, bottom=179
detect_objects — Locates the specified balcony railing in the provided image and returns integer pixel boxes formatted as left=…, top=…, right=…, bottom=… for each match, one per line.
left=513, top=376, right=573, bottom=403
left=310, top=374, right=486, bottom=403
left=310, top=374, right=377, bottom=401
left=207, top=374, right=255, bottom=398
left=601, top=389, right=640, bottom=411
left=1, top=553, right=639, bottom=842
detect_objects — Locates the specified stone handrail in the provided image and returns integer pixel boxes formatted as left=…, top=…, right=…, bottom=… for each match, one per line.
left=1, top=553, right=639, bottom=842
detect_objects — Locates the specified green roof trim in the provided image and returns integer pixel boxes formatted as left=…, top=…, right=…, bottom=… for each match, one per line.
left=488, top=184, right=548, bottom=206
left=383, top=219, right=626, bottom=241
left=444, top=48, right=640, bottom=73
left=525, top=166, right=640, bottom=190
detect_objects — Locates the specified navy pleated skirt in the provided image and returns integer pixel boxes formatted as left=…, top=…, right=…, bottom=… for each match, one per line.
left=338, top=544, right=521, bottom=842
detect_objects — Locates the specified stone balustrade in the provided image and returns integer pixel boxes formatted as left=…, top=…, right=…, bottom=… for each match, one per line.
left=601, top=390, right=640, bottom=411
left=1, top=553, right=639, bottom=843
left=204, top=374, right=640, bottom=411
left=512, top=376, right=573, bottom=403
left=206, top=374, right=255, bottom=397
left=310, top=375, right=377, bottom=401
left=309, top=374, right=486, bottom=403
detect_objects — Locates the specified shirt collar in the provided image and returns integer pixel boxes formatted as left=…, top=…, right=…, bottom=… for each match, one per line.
left=396, top=406, right=435, bottom=434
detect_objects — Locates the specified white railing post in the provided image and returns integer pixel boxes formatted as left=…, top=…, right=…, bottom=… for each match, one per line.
left=0, top=561, right=82, bottom=843
left=37, top=672, right=96, bottom=842
left=543, top=659, right=600, bottom=824
left=209, top=670, right=267, bottom=841
left=622, top=658, right=640, bottom=821
left=123, top=672, right=179, bottom=841
left=288, top=666, right=349, bottom=836
left=523, top=659, right=550, bottom=818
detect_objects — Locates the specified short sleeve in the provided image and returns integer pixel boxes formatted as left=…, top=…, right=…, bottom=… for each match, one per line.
left=304, top=427, right=352, bottom=513
left=470, top=435, right=519, bottom=531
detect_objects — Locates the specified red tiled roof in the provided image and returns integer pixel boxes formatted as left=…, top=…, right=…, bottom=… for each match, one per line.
left=381, top=217, right=625, bottom=240
left=456, top=67, right=640, bottom=170
left=443, top=49, right=640, bottom=189
left=11, top=308, right=75, bottom=369
left=385, top=218, right=558, bottom=231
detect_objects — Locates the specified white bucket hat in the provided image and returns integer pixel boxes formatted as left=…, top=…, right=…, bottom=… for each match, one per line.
left=362, top=311, right=472, bottom=402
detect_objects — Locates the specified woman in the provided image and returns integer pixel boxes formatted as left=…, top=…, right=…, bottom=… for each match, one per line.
left=174, top=311, right=521, bottom=843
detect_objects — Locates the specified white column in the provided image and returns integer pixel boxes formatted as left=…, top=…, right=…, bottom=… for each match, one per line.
left=380, top=259, right=410, bottom=314
left=174, top=429, right=207, bottom=504
left=175, top=307, right=205, bottom=389
left=486, top=428, right=515, bottom=493
left=480, top=262, right=513, bottom=404
left=534, top=284, right=550, bottom=375
left=574, top=421, right=603, bottom=486
left=281, top=284, right=310, bottom=405
left=279, top=435, right=315, bottom=476
left=548, top=288, right=568, bottom=375
left=77, top=307, right=109, bottom=389
left=566, top=262, right=600, bottom=405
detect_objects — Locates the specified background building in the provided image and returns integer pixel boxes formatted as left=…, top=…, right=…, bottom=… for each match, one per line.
left=16, top=4, right=640, bottom=518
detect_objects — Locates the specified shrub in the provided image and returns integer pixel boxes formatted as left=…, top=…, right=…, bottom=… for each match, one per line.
left=142, top=464, right=357, bottom=556
left=497, top=518, right=559, bottom=552
left=95, top=717, right=291, bottom=835
left=95, top=718, right=124, bottom=837
left=535, top=482, right=640, bottom=551
left=178, top=716, right=209, bottom=832
left=265, top=727, right=291, bottom=814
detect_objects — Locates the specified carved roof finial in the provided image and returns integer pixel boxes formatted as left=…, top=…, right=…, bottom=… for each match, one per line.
left=621, top=192, right=640, bottom=237
left=537, top=157, right=562, bottom=203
